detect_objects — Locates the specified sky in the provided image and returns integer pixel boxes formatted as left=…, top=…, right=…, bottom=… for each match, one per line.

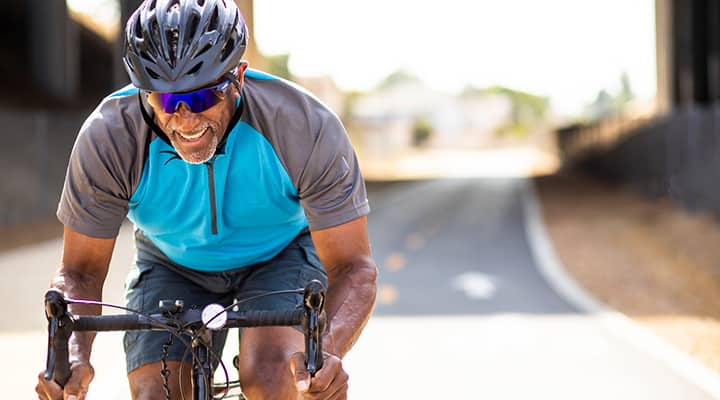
left=66, top=0, right=657, bottom=117
left=254, top=0, right=657, bottom=116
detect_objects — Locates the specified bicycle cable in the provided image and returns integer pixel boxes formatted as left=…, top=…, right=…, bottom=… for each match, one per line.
left=176, top=329, right=233, bottom=400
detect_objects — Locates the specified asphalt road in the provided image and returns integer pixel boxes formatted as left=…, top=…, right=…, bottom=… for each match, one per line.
left=2, top=178, right=717, bottom=399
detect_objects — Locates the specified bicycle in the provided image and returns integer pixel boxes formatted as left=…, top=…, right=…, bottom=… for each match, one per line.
left=43, top=279, right=327, bottom=400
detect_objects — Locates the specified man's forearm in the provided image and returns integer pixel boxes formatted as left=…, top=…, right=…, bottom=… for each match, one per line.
left=323, top=258, right=377, bottom=358
left=52, top=267, right=105, bottom=363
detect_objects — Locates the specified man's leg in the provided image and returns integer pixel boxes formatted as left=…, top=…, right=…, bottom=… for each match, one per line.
left=231, top=231, right=330, bottom=399
left=124, top=252, right=232, bottom=399
left=237, top=326, right=305, bottom=399
left=128, top=361, right=192, bottom=400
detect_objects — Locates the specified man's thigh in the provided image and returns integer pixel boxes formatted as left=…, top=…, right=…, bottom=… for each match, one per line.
left=128, top=361, right=192, bottom=400
left=235, top=231, right=328, bottom=312
left=232, top=232, right=328, bottom=396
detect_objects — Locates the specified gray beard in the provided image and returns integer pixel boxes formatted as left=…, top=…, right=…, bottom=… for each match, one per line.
left=172, top=134, right=219, bottom=165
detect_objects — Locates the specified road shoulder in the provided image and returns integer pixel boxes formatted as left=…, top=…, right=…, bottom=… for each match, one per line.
left=534, top=172, right=720, bottom=374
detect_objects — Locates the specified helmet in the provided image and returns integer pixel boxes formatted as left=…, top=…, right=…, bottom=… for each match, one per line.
left=123, top=0, right=247, bottom=93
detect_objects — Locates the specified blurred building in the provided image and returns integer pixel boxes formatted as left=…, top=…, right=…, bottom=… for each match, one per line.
left=294, top=75, right=345, bottom=118
left=351, top=80, right=511, bottom=155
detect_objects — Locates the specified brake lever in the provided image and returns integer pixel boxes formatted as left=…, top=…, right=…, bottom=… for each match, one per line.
left=44, top=289, right=73, bottom=387
left=302, top=280, right=326, bottom=377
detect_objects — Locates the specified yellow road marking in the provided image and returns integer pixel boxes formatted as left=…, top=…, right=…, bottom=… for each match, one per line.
left=384, top=253, right=406, bottom=271
left=378, top=284, right=399, bottom=305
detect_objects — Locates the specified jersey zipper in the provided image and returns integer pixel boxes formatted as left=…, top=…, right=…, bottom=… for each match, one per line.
left=206, top=161, right=218, bottom=235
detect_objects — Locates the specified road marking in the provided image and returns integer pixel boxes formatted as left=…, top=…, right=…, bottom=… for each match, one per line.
left=521, top=178, right=720, bottom=398
left=405, top=233, right=425, bottom=250
left=452, top=272, right=497, bottom=300
left=378, top=284, right=399, bottom=305
left=384, top=252, right=406, bottom=272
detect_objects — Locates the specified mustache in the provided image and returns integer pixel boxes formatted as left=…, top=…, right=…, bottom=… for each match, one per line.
left=167, top=120, right=219, bottom=135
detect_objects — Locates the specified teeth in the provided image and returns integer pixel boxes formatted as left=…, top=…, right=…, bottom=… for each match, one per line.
left=177, top=127, right=207, bottom=140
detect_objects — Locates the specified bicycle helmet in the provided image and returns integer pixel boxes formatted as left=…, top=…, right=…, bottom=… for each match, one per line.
left=123, top=0, right=248, bottom=93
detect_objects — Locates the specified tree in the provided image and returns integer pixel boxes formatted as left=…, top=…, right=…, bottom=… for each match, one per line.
left=411, top=117, right=433, bottom=147
left=376, top=69, right=421, bottom=90
left=265, top=54, right=292, bottom=81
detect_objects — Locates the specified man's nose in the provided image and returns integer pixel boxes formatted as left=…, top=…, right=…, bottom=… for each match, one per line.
left=174, top=102, right=194, bottom=117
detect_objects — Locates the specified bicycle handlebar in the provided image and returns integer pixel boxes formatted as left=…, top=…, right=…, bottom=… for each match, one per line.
left=44, top=280, right=326, bottom=389
left=70, top=309, right=305, bottom=332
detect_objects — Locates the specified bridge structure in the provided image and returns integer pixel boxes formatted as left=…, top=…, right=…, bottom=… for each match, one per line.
left=560, top=0, right=720, bottom=217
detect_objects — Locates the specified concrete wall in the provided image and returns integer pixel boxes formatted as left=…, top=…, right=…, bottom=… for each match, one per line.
left=0, top=109, right=88, bottom=227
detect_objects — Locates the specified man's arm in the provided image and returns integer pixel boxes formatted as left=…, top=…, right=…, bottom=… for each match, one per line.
left=36, top=226, right=116, bottom=400
left=53, top=226, right=116, bottom=362
left=309, top=216, right=377, bottom=358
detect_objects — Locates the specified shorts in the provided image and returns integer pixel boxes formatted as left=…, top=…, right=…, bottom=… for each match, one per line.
left=123, top=229, right=328, bottom=373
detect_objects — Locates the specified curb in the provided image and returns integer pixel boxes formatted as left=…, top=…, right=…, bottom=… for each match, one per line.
left=521, top=178, right=720, bottom=398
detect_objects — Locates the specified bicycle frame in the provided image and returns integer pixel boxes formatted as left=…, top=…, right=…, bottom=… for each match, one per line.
left=43, top=280, right=326, bottom=400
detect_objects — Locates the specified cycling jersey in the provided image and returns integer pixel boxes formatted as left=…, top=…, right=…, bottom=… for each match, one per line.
left=57, top=69, right=369, bottom=272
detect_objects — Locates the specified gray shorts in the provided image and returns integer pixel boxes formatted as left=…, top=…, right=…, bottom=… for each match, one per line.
left=123, top=229, right=328, bottom=373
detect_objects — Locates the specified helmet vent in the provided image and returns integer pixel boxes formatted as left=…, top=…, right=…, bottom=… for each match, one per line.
left=232, top=10, right=239, bottom=31
left=150, top=19, right=161, bottom=47
left=196, top=43, right=212, bottom=57
left=208, top=6, right=219, bottom=32
left=220, top=37, right=235, bottom=61
left=197, top=0, right=205, bottom=6
left=140, top=50, right=154, bottom=62
left=187, top=14, right=200, bottom=37
left=187, top=62, right=203, bottom=76
left=167, top=0, right=180, bottom=12
left=146, top=67, right=160, bottom=79
left=166, top=29, right=179, bottom=66
left=134, top=18, right=144, bottom=39
left=148, top=0, right=157, bottom=11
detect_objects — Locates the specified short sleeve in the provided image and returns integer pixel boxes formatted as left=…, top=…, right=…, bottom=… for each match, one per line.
left=297, top=112, right=370, bottom=230
left=57, top=100, right=140, bottom=238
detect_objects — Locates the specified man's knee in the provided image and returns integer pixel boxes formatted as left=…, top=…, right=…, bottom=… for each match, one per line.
left=128, top=361, right=192, bottom=400
left=238, top=356, right=297, bottom=399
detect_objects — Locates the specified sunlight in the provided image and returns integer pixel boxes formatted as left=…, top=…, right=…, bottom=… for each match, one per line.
left=255, top=0, right=656, bottom=117
left=66, top=0, right=120, bottom=42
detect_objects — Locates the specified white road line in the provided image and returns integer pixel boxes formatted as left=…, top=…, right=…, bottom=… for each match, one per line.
left=521, top=178, right=720, bottom=398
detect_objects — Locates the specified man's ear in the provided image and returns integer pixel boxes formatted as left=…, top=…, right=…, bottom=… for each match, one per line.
left=237, top=61, right=249, bottom=78
left=231, top=61, right=249, bottom=95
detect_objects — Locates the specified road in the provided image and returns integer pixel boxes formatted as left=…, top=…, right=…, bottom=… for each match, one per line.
left=2, top=178, right=717, bottom=399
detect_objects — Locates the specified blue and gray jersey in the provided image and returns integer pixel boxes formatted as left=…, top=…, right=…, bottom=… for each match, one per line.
left=57, top=69, right=369, bottom=272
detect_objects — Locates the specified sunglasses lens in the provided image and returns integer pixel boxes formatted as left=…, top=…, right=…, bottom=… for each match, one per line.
left=147, top=81, right=229, bottom=114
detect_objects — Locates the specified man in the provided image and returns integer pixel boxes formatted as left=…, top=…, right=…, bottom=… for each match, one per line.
left=35, top=0, right=377, bottom=399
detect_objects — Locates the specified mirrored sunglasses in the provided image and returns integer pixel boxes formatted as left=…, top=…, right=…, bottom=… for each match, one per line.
left=146, top=80, right=231, bottom=114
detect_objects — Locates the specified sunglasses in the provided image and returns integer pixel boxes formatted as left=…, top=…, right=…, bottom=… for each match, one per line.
left=146, top=80, right=231, bottom=114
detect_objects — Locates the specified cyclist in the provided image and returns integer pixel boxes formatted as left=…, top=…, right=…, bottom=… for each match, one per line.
left=35, top=0, right=377, bottom=399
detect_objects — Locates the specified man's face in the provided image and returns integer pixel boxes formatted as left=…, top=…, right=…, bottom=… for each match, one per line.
left=149, top=67, right=245, bottom=164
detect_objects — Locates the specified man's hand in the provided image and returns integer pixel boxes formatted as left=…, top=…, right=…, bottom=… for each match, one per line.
left=35, top=362, right=94, bottom=400
left=290, top=352, right=349, bottom=400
